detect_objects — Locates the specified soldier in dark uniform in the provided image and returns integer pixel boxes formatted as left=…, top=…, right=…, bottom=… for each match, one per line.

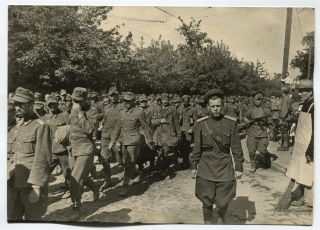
left=151, top=93, right=181, bottom=178
left=190, top=89, right=244, bottom=224
left=69, top=87, right=99, bottom=211
left=99, top=88, right=121, bottom=191
left=179, top=95, right=197, bottom=167
left=8, top=87, right=52, bottom=221
left=243, top=93, right=272, bottom=172
left=110, top=92, right=154, bottom=196
left=43, top=95, right=71, bottom=199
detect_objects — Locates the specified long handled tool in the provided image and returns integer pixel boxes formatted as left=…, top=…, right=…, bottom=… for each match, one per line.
left=275, top=178, right=295, bottom=212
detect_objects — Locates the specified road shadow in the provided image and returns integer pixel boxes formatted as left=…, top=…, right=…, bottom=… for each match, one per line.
left=84, top=208, right=132, bottom=222
left=226, top=196, right=256, bottom=224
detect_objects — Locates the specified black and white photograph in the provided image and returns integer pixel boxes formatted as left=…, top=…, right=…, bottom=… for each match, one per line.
left=4, top=0, right=318, bottom=227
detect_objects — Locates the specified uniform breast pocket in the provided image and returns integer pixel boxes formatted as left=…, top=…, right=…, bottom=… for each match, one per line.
left=202, top=133, right=213, bottom=146
left=20, top=135, right=36, bottom=154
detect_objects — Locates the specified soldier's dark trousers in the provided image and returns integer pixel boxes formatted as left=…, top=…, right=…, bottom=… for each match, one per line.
left=49, top=151, right=71, bottom=188
left=69, top=154, right=95, bottom=204
left=121, top=145, right=140, bottom=186
left=159, top=146, right=177, bottom=172
left=246, top=136, right=269, bottom=168
left=181, top=131, right=192, bottom=165
left=272, top=119, right=279, bottom=141
left=195, top=177, right=236, bottom=223
left=7, top=177, right=48, bottom=221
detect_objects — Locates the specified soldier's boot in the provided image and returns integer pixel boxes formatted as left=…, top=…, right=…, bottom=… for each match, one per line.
left=277, top=133, right=289, bottom=151
left=202, top=206, right=213, bottom=224
left=85, top=178, right=100, bottom=201
left=215, top=206, right=228, bottom=224
left=119, top=166, right=133, bottom=197
left=249, top=154, right=256, bottom=173
left=100, top=162, right=112, bottom=191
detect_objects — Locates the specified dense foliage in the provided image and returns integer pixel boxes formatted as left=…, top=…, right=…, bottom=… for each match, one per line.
left=8, top=6, right=283, bottom=96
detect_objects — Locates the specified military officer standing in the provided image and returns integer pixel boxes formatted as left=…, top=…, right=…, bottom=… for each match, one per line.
left=190, top=89, right=244, bottom=224
left=110, top=92, right=154, bottom=196
left=8, top=87, right=52, bottom=221
left=69, top=87, right=99, bottom=211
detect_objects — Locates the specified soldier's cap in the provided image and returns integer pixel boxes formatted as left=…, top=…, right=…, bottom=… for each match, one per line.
left=123, top=92, right=135, bottom=101
left=71, top=87, right=88, bottom=101
left=255, top=93, right=263, bottom=100
left=108, top=88, right=119, bottom=96
left=139, top=94, right=147, bottom=102
left=34, top=101, right=45, bottom=110
left=173, top=96, right=181, bottom=103
left=196, top=96, right=204, bottom=103
left=204, top=89, right=224, bottom=103
left=88, top=91, right=98, bottom=99
left=296, top=79, right=313, bottom=90
left=60, top=89, right=67, bottom=95
left=161, top=93, right=169, bottom=99
left=47, top=95, right=58, bottom=104
left=12, top=87, right=35, bottom=103
left=181, top=95, right=191, bottom=102
left=34, top=92, right=42, bottom=98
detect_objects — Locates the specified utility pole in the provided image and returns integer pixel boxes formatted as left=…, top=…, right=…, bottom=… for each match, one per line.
left=282, top=8, right=293, bottom=77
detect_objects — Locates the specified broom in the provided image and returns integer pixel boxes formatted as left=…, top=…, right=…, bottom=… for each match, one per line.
left=275, top=178, right=295, bottom=212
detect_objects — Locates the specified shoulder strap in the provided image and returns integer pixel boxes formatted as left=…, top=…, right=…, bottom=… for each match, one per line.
left=224, top=114, right=237, bottom=122
left=197, top=116, right=209, bottom=123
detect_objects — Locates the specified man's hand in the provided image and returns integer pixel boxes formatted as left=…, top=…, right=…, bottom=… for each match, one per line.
left=108, top=142, right=114, bottom=150
left=191, top=169, right=197, bottom=179
left=28, top=186, right=41, bottom=203
left=235, top=171, right=243, bottom=179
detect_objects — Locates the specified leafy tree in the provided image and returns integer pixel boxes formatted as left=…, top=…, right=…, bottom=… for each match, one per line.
left=291, top=31, right=314, bottom=80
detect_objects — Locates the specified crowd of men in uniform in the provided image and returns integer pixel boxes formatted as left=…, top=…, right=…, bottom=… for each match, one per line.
left=7, top=79, right=314, bottom=224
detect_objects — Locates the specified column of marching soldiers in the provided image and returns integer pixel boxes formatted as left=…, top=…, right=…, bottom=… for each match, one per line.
left=7, top=80, right=314, bottom=223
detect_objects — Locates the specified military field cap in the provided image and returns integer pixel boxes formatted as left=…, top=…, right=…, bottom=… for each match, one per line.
left=71, top=87, right=88, bottom=101
left=255, top=93, right=263, bottom=100
left=296, top=79, right=313, bottom=89
left=108, top=87, right=119, bottom=96
left=88, top=91, right=98, bottom=99
left=34, top=101, right=45, bottom=110
left=139, top=94, right=147, bottom=102
left=161, top=93, right=169, bottom=99
left=47, top=95, right=58, bottom=104
left=60, top=89, right=67, bottom=95
left=123, top=92, right=135, bottom=101
left=204, top=89, right=224, bottom=103
left=173, top=96, right=181, bottom=103
left=181, top=95, right=191, bottom=102
left=196, top=96, right=204, bottom=103
left=12, top=87, right=35, bottom=103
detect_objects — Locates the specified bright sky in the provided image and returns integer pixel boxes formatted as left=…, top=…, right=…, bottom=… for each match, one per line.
left=102, top=7, right=315, bottom=79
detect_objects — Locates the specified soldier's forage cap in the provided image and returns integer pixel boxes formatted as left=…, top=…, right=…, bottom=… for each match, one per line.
left=139, top=94, right=147, bottom=102
left=173, top=96, right=181, bottom=103
left=161, top=93, right=169, bottom=99
left=181, top=95, right=191, bottom=102
left=12, top=87, right=35, bottom=103
left=34, top=101, right=45, bottom=110
left=88, top=91, right=98, bottom=99
left=196, top=96, right=204, bottom=103
left=255, top=93, right=263, bottom=100
left=123, top=92, right=135, bottom=101
left=71, top=87, right=88, bottom=101
left=296, top=79, right=313, bottom=89
left=60, top=89, right=67, bottom=95
left=108, top=88, right=119, bottom=96
left=204, top=89, right=224, bottom=103
left=47, top=95, right=58, bottom=104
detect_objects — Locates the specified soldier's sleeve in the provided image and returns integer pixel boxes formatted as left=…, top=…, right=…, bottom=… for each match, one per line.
left=78, top=112, right=95, bottom=135
left=189, top=122, right=202, bottom=170
left=172, top=107, right=181, bottom=136
left=111, top=116, right=121, bottom=144
left=230, top=121, right=244, bottom=172
left=138, top=110, right=153, bottom=144
left=28, top=123, right=52, bottom=187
